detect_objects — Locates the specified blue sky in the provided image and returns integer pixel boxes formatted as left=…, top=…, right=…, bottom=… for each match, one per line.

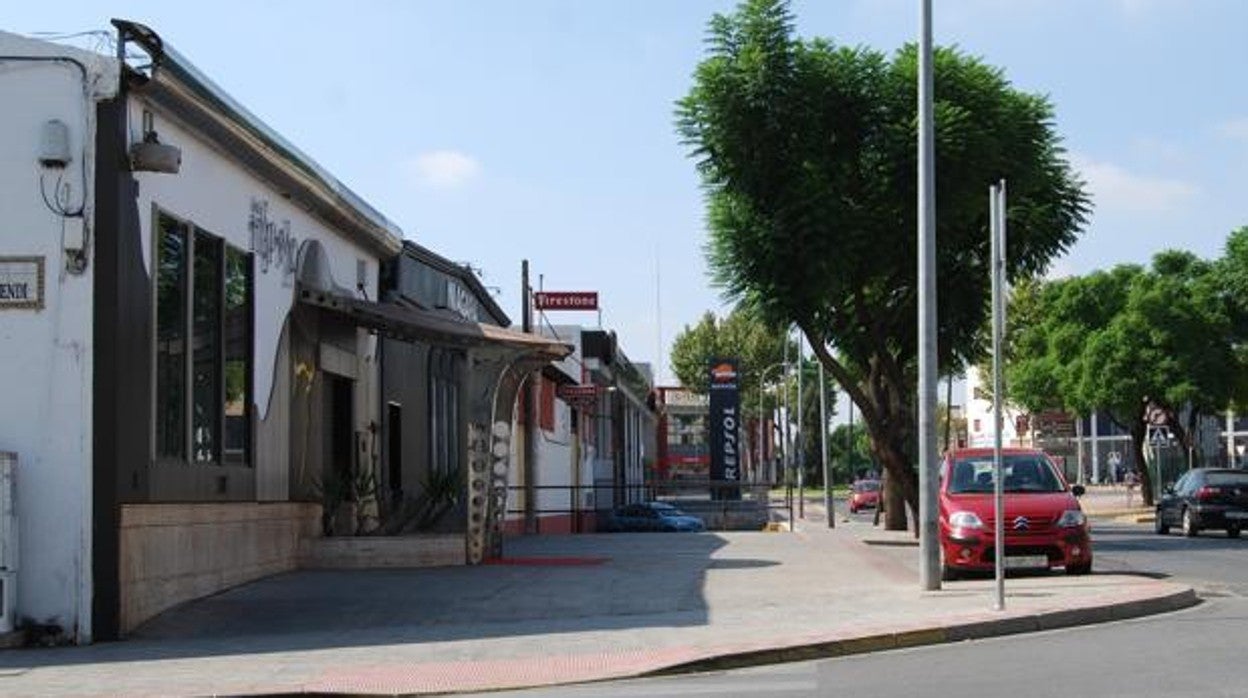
left=9, top=1, right=1248, bottom=396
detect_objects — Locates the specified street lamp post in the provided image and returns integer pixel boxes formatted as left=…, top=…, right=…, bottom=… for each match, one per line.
left=758, top=362, right=788, bottom=485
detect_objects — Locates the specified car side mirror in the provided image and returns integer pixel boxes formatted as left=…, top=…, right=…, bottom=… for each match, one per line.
left=1071, top=484, right=1085, bottom=497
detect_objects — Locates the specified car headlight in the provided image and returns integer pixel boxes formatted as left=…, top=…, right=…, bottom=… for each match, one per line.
left=948, top=511, right=984, bottom=529
left=1057, top=509, right=1087, bottom=528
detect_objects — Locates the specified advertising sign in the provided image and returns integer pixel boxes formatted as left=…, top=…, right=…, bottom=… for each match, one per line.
left=708, top=358, right=741, bottom=498
left=533, top=291, right=598, bottom=311
left=556, top=384, right=599, bottom=409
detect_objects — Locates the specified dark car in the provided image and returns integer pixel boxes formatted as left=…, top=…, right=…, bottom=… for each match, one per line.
left=603, top=502, right=706, bottom=532
left=1155, top=468, right=1248, bottom=537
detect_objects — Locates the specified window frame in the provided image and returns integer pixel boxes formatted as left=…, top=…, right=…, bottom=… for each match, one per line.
left=151, top=205, right=254, bottom=470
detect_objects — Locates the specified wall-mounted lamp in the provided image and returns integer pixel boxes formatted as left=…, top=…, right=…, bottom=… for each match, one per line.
left=129, top=130, right=181, bottom=174
left=130, top=110, right=181, bottom=174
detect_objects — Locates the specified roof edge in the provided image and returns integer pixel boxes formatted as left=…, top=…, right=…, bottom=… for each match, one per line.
left=112, top=19, right=403, bottom=257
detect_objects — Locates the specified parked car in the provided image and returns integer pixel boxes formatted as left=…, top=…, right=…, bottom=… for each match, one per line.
left=849, top=479, right=881, bottom=513
left=1155, top=468, right=1248, bottom=538
left=939, top=448, right=1091, bottom=580
left=603, top=502, right=706, bottom=532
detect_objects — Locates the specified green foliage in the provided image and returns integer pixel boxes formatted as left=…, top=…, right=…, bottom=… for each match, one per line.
left=1005, top=234, right=1248, bottom=503
left=669, top=304, right=793, bottom=412
left=676, top=0, right=1088, bottom=523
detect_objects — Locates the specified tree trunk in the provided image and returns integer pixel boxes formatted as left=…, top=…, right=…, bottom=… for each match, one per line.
left=801, top=329, right=918, bottom=531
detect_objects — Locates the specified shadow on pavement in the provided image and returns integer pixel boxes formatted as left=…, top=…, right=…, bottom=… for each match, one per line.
left=0, top=533, right=734, bottom=668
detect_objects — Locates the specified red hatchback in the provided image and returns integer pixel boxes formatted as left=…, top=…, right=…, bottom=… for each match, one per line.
left=940, top=448, right=1091, bottom=580
left=849, top=479, right=881, bottom=513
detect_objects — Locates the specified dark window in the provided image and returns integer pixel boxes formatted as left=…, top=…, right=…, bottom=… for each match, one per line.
left=153, top=211, right=253, bottom=467
left=429, top=349, right=460, bottom=474
left=192, top=231, right=222, bottom=463
left=222, top=246, right=253, bottom=466
left=1207, top=471, right=1248, bottom=487
left=155, top=215, right=188, bottom=459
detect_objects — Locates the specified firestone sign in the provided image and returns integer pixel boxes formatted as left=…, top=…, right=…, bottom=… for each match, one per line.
left=533, top=291, right=598, bottom=311
left=708, top=358, right=742, bottom=497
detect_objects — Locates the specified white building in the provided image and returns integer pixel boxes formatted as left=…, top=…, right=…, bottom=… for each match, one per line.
left=0, top=23, right=408, bottom=641
left=964, top=369, right=1026, bottom=448
left=1, top=22, right=573, bottom=643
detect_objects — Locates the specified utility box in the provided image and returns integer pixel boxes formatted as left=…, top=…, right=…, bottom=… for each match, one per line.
left=0, top=452, right=16, bottom=633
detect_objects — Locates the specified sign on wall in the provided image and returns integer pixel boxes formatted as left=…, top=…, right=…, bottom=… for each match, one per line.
left=533, top=291, right=598, bottom=311
left=249, top=199, right=298, bottom=283
left=0, top=257, right=44, bottom=310
left=708, top=358, right=742, bottom=498
left=557, top=384, right=599, bottom=410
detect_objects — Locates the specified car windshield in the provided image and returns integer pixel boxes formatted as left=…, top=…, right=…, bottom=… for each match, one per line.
left=947, top=455, right=1064, bottom=494
left=1206, top=471, right=1248, bottom=487
left=855, top=481, right=880, bottom=492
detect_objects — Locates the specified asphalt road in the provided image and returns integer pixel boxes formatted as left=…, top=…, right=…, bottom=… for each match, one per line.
left=478, top=520, right=1248, bottom=698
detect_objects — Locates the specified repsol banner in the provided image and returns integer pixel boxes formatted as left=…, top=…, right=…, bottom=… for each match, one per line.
left=708, top=358, right=742, bottom=499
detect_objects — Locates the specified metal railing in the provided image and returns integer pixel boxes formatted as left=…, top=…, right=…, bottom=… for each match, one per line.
left=504, top=480, right=790, bottom=533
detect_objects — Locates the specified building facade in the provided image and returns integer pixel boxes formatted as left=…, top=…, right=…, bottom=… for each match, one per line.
left=0, top=22, right=568, bottom=643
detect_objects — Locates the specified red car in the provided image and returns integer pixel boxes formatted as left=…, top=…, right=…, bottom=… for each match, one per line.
left=849, top=479, right=881, bottom=513
left=939, top=448, right=1091, bottom=580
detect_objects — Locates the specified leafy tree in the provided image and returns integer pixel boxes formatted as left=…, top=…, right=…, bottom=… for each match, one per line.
left=1008, top=250, right=1243, bottom=505
left=1216, top=226, right=1248, bottom=407
left=676, top=0, right=1089, bottom=528
left=670, top=305, right=791, bottom=414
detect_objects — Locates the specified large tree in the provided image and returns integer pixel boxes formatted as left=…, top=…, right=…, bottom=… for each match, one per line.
left=676, top=0, right=1089, bottom=528
left=670, top=305, right=790, bottom=412
left=1008, top=249, right=1244, bottom=505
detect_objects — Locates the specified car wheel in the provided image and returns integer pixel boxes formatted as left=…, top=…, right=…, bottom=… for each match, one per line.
left=1228, top=525, right=1241, bottom=539
left=1066, top=560, right=1092, bottom=576
left=1182, top=508, right=1199, bottom=537
left=1154, top=509, right=1170, bottom=535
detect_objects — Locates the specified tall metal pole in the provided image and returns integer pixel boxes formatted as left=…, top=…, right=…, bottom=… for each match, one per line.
left=820, top=358, right=833, bottom=528
left=1092, top=411, right=1101, bottom=483
left=917, top=0, right=940, bottom=591
left=521, top=260, right=538, bottom=534
left=783, top=336, right=792, bottom=510
left=991, top=181, right=1008, bottom=611
left=1076, top=415, right=1085, bottom=485
left=848, top=398, right=854, bottom=479
left=796, top=329, right=805, bottom=519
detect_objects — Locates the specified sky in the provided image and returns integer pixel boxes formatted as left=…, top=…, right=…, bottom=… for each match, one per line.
left=8, top=1, right=1248, bottom=410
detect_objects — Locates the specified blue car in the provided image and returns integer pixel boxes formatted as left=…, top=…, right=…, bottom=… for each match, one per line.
left=604, top=502, right=706, bottom=532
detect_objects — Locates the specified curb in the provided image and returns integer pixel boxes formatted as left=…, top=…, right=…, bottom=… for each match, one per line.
left=643, top=585, right=1197, bottom=677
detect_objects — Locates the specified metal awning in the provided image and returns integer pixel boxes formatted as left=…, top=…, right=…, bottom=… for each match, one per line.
left=297, top=286, right=572, bottom=360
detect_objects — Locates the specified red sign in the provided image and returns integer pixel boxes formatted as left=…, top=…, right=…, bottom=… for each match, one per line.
left=534, top=291, right=598, bottom=310
left=557, top=384, right=599, bottom=405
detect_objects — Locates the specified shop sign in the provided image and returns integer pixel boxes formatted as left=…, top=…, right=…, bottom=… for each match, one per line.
left=0, top=257, right=44, bottom=310
left=557, top=384, right=599, bottom=409
left=534, top=291, right=597, bottom=310
left=249, top=199, right=298, bottom=280
left=708, top=358, right=742, bottom=494
left=443, top=279, right=480, bottom=321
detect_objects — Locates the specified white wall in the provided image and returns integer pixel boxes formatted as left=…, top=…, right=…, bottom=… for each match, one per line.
left=127, top=96, right=383, bottom=500
left=965, top=369, right=1023, bottom=447
left=0, top=35, right=117, bottom=640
